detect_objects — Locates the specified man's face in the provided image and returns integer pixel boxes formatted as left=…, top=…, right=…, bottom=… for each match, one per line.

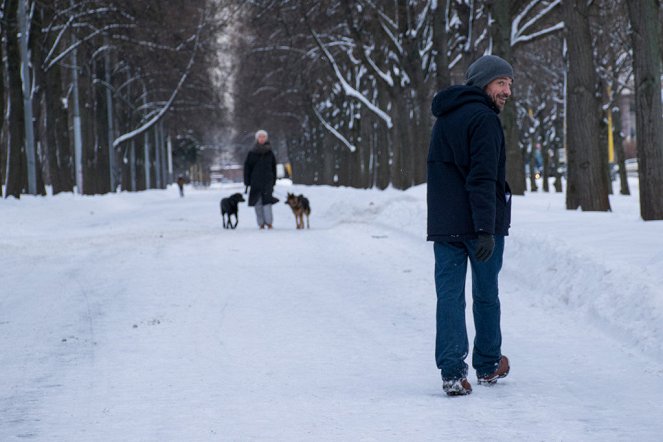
left=257, top=133, right=267, bottom=144
left=484, top=77, right=512, bottom=111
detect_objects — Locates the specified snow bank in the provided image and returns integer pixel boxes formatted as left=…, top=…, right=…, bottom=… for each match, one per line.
left=297, top=181, right=663, bottom=361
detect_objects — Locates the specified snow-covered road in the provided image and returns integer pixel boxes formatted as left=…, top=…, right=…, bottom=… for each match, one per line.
left=1, top=182, right=662, bottom=441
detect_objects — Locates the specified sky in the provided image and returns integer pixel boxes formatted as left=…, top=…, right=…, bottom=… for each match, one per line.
left=1, top=179, right=662, bottom=441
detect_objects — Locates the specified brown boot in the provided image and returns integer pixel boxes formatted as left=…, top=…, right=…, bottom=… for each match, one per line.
left=267, top=224, right=272, bottom=229
left=443, top=378, right=472, bottom=396
left=259, top=224, right=265, bottom=230
left=477, top=355, right=510, bottom=385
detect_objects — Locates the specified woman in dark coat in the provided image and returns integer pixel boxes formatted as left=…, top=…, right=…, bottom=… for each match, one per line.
left=244, top=129, right=278, bottom=229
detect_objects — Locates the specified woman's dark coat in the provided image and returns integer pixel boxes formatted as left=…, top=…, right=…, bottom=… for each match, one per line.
left=427, top=85, right=511, bottom=241
left=244, top=142, right=277, bottom=207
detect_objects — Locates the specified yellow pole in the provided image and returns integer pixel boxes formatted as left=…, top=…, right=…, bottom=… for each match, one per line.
left=606, top=85, right=614, bottom=163
left=607, top=111, right=614, bottom=163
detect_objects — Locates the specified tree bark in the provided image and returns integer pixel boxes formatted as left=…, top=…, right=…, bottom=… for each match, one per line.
left=488, top=0, right=526, bottom=195
left=539, top=112, right=549, bottom=192
left=432, top=0, right=452, bottom=91
left=31, top=3, right=48, bottom=196
left=626, top=0, right=663, bottom=220
left=4, top=0, right=26, bottom=198
left=44, top=60, right=74, bottom=194
left=94, top=57, right=111, bottom=194
left=563, top=0, right=611, bottom=211
left=81, top=57, right=97, bottom=195
left=0, top=5, right=5, bottom=198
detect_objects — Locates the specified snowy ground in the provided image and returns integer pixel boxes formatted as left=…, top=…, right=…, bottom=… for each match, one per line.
left=1, top=179, right=662, bottom=441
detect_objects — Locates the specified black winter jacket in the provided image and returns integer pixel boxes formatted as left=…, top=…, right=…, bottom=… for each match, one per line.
left=427, top=85, right=511, bottom=241
left=244, top=142, right=277, bottom=207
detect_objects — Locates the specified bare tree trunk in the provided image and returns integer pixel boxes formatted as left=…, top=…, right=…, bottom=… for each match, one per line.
left=4, top=0, right=26, bottom=198
left=130, top=140, right=137, bottom=191
left=94, top=57, right=110, bottom=194
left=553, top=116, right=563, bottom=193
left=30, top=5, right=47, bottom=196
left=390, top=96, right=407, bottom=189
left=376, top=90, right=390, bottom=189
left=489, top=0, right=526, bottom=195
left=0, top=4, right=5, bottom=198
left=44, top=60, right=74, bottom=194
left=412, top=81, right=430, bottom=186
left=81, top=59, right=97, bottom=195
left=154, top=126, right=162, bottom=189
left=70, top=31, right=84, bottom=194
left=17, top=0, right=36, bottom=194
left=144, top=131, right=151, bottom=190
left=432, top=0, right=451, bottom=91
left=563, top=0, right=611, bottom=211
left=104, top=37, right=116, bottom=192
left=626, top=0, right=663, bottom=220
left=539, top=113, right=549, bottom=193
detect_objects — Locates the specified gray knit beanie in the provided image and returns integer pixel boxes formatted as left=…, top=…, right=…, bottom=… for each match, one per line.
left=465, top=55, right=513, bottom=89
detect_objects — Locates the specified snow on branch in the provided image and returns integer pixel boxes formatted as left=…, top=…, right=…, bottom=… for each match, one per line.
left=362, top=47, right=394, bottom=87
left=360, top=0, right=398, bottom=31
left=313, top=106, right=357, bottom=152
left=511, top=0, right=562, bottom=47
left=311, top=29, right=393, bottom=129
left=107, top=33, right=197, bottom=53
left=359, top=0, right=403, bottom=55
left=378, top=17, right=403, bottom=56
left=513, top=21, right=564, bottom=45
left=43, top=23, right=136, bottom=71
left=43, top=15, right=76, bottom=68
left=112, top=18, right=204, bottom=149
left=250, top=45, right=308, bottom=55
left=412, top=1, right=433, bottom=39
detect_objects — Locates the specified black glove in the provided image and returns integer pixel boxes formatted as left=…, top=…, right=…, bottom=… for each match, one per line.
left=244, top=186, right=248, bottom=194
left=475, top=233, right=495, bottom=262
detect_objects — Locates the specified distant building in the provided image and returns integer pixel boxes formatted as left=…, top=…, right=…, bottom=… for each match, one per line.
left=211, top=164, right=243, bottom=183
left=210, top=162, right=290, bottom=183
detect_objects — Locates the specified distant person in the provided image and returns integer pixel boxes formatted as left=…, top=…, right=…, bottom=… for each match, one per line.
left=244, top=129, right=278, bottom=229
left=427, top=55, right=513, bottom=396
left=177, top=175, right=186, bottom=197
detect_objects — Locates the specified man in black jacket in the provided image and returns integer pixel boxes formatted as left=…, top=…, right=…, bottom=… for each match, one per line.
left=427, top=55, right=513, bottom=396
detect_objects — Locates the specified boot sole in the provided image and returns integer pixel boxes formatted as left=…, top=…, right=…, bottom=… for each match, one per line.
left=446, top=389, right=472, bottom=396
left=477, top=367, right=510, bottom=385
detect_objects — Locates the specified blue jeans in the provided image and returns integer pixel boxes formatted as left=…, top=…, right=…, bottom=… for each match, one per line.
left=433, top=236, right=505, bottom=380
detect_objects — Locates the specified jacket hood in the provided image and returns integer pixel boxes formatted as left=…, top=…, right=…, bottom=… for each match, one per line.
left=431, top=85, right=499, bottom=117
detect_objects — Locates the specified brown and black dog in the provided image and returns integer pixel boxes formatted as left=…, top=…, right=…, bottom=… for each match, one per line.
left=285, top=193, right=311, bottom=229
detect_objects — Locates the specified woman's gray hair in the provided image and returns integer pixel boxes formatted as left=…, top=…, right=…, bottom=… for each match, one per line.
left=255, top=129, right=268, bottom=141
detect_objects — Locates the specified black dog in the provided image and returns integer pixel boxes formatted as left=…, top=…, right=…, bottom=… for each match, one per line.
left=220, top=193, right=245, bottom=229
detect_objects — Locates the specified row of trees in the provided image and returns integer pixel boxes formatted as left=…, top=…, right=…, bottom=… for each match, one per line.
left=1, top=0, right=229, bottom=198
left=3, top=1, right=662, bottom=220
left=230, top=0, right=663, bottom=220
